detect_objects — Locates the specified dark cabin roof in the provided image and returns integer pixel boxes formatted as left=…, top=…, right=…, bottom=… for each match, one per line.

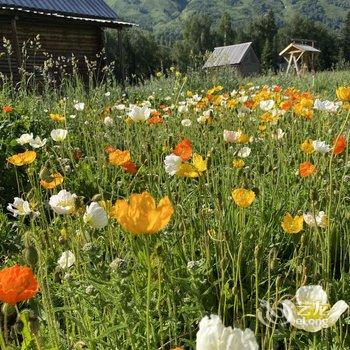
left=0, top=0, right=135, bottom=27
left=203, top=42, right=256, bottom=68
left=0, top=0, right=117, bottom=19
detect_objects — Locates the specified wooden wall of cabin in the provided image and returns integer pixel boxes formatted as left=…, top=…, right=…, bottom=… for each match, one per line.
left=0, top=12, right=105, bottom=82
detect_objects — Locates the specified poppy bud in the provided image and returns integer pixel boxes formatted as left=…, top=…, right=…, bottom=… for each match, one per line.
left=39, top=166, right=54, bottom=182
left=73, top=148, right=83, bottom=161
left=23, top=246, right=38, bottom=269
left=58, top=236, right=67, bottom=245
left=29, top=313, right=40, bottom=334
left=92, top=194, right=103, bottom=202
left=54, top=267, right=62, bottom=283
left=1, top=303, right=16, bottom=316
left=14, top=320, right=24, bottom=333
left=311, top=189, right=319, bottom=202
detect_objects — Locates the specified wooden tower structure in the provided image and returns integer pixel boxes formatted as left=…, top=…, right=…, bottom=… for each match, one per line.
left=279, top=39, right=320, bottom=76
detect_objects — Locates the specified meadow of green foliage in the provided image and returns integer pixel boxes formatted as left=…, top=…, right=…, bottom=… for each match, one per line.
left=0, top=69, right=349, bottom=349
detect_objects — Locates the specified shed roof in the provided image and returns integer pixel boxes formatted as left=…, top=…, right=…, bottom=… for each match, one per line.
left=203, top=42, right=254, bottom=68
left=279, top=43, right=321, bottom=56
left=0, top=0, right=117, bottom=19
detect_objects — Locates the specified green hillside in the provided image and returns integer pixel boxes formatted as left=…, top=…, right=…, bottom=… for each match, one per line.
left=107, top=0, right=350, bottom=40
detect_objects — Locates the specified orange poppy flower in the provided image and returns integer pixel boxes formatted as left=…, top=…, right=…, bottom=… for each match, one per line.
left=40, top=173, right=64, bottom=189
left=108, top=149, right=131, bottom=166
left=173, top=139, right=192, bottom=161
left=148, top=115, right=164, bottom=124
left=2, top=105, right=13, bottom=113
left=122, top=161, right=138, bottom=174
left=299, top=161, right=317, bottom=177
left=0, top=265, right=39, bottom=304
left=7, top=150, right=37, bottom=166
left=244, top=100, right=255, bottom=109
left=280, top=100, right=292, bottom=111
left=333, top=135, right=346, bottom=156
left=111, top=192, right=174, bottom=235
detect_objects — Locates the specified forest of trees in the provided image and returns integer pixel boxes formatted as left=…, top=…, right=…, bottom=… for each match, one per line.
left=106, top=10, right=350, bottom=81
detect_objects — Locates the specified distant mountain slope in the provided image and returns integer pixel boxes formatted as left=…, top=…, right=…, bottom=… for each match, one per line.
left=107, top=0, right=350, bottom=40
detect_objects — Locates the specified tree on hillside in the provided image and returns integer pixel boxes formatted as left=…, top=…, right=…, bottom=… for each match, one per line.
left=217, top=12, right=235, bottom=46
left=261, top=37, right=278, bottom=73
left=182, top=13, right=215, bottom=54
left=249, top=9, right=278, bottom=71
left=106, top=28, right=171, bottom=82
left=341, top=11, right=350, bottom=62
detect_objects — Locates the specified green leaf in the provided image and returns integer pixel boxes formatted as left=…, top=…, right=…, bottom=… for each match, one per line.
left=20, top=311, right=34, bottom=350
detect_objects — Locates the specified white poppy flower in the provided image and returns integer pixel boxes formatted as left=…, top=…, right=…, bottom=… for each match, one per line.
left=164, top=154, right=182, bottom=176
left=303, top=211, right=328, bottom=228
left=238, top=95, right=248, bottom=103
left=282, top=285, right=348, bottom=332
left=83, top=202, right=108, bottom=229
left=312, top=140, right=331, bottom=154
left=74, top=102, right=85, bottom=111
left=260, top=100, right=275, bottom=111
left=49, top=190, right=76, bottom=214
left=51, top=129, right=68, bottom=142
left=115, top=104, right=126, bottom=111
left=58, top=250, right=76, bottom=269
left=104, top=116, right=114, bottom=126
left=128, top=105, right=151, bottom=122
left=314, top=99, right=341, bottom=113
left=223, top=130, right=240, bottom=143
left=178, top=105, right=189, bottom=114
left=238, top=147, right=251, bottom=158
left=272, top=128, right=285, bottom=140
left=29, top=136, right=47, bottom=148
left=105, top=91, right=111, bottom=97
left=181, top=119, right=192, bottom=127
left=196, top=314, right=259, bottom=350
left=7, top=198, right=32, bottom=217
left=16, top=133, right=33, bottom=145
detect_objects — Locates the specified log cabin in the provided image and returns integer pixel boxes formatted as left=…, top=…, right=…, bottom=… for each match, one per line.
left=0, top=0, right=135, bottom=82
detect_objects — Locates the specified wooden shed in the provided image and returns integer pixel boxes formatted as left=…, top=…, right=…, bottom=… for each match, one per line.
left=0, top=0, right=135, bottom=81
left=203, top=42, right=260, bottom=77
left=279, top=41, right=321, bottom=75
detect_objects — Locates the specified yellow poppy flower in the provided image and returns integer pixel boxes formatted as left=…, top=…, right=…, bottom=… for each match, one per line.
left=108, top=149, right=131, bottom=166
left=207, top=85, right=223, bottom=95
left=111, top=192, right=174, bottom=235
left=176, top=154, right=207, bottom=178
left=7, top=151, right=37, bottom=166
left=281, top=213, right=304, bottom=233
left=227, top=99, right=237, bottom=109
left=336, top=87, right=350, bottom=102
left=40, top=173, right=64, bottom=189
left=233, top=159, right=245, bottom=168
left=231, top=188, right=255, bottom=208
left=258, top=124, right=267, bottom=132
left=50, top=113, right=65, bottom=122
left=300, top=139, right=315, bottom=154
left=236, top=133, right=250, bottom=144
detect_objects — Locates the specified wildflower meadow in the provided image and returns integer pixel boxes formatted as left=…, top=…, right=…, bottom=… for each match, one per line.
left=0, top=70, right=350, bottom=349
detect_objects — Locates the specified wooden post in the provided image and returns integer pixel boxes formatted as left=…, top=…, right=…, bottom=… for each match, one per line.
left=11, top=16, right=22, bottom=71
left=292, top=55, right=300, bottom=76
left=286, top=54, right=293, bottom=75
left=118, top=27, right=125, bottom=90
